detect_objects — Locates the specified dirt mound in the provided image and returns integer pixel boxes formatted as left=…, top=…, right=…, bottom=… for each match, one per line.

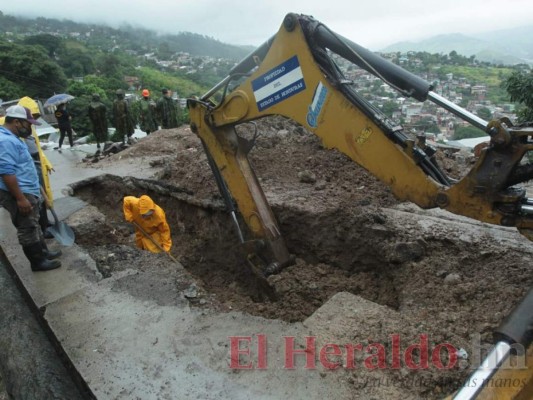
left=77, top=119, right=533, bottom=399
left=96, top=117, right=398, bottom=211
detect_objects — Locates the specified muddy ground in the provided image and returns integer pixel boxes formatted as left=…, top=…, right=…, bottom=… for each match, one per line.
left=70, top=118, right=532, bottom=399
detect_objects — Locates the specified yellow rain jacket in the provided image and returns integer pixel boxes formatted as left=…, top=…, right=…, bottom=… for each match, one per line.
left=123, top=195, right=172, bottom=253
left=18, top=97, right=55, bottom=206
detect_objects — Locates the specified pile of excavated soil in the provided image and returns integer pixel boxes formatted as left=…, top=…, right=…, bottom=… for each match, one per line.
left=94, top=117, right=399, bottom=210
left=78, top=119, right=533, bottom=399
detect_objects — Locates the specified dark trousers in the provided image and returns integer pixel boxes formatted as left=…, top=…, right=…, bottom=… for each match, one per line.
left=39, top=201, right=50, bottom=234
left=0, top=190, right=42, bottom=246
left=59, top=127, right=73, bottom=148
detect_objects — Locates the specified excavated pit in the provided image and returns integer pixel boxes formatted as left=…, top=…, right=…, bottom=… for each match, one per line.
left=71, top=174, right=409, bottom=322
left=70, top=173, right=533, bottom=331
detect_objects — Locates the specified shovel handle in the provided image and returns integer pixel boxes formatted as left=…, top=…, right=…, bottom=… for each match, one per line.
left=40, top=187, right=60, bottom=226
left=40, top=187, right=52, bottom=209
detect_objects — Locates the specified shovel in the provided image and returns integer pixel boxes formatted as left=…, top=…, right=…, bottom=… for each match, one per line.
left=132, top=221, right=179, bottom=265
left=40, top=188, right=75, bottom=246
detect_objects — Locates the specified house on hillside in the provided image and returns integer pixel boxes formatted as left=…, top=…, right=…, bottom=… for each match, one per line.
left=471, top=85, right=487, bottom=101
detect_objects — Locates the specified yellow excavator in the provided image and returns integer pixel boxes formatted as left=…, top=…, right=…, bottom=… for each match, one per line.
left=187, top=13, right=533, bottom=399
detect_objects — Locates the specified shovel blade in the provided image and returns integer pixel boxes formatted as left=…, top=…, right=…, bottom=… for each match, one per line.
left=48, top=222, right=75, bottom=246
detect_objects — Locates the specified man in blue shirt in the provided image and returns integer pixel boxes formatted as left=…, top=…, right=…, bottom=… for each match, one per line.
left=0, top=105, right=61, bottom=271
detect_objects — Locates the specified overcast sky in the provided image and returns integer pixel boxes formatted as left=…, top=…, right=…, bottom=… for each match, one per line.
left=2, top=0, right=533, bottom=50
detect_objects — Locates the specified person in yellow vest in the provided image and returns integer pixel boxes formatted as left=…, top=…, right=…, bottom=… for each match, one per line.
left=17, top=97, right=54, bottom=200
left=123, top=195, right=172, bottom=253
left=17, top=97, right=56, bottom=237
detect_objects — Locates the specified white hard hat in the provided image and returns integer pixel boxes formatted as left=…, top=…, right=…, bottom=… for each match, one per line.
left=5, top=105, right=28, bottom=119
left=5, top=105, right=41, bottom=125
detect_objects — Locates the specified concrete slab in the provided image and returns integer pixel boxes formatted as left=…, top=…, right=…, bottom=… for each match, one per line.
left=0, top=208, right=101, bottom=308
left=44, top=269, right=353, bottom=400
left=386, top=203, right=533, bottom=251
left=51, top=196, right=88, bottom=220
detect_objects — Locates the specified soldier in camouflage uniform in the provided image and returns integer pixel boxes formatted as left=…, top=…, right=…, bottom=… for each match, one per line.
left=112, top=89, right=134, bottom=144
left=88, top=93, right=108, bottom=150
left=156, top=88, right=179, bottom=129
left=138, top=89, right=158, bottom=135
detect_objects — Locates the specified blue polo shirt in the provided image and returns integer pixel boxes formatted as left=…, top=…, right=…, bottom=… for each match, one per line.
left=0, top=126, right=40, bottom=197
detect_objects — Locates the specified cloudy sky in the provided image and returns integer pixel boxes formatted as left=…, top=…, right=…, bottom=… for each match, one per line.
left=2, top=0, right=533, bottom=49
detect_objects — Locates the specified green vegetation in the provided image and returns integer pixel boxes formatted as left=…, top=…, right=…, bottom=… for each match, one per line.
left=503, top=69, right=533, bottom=122
left=0, top=11, right=219, bottom=136
left=136, top=68, right=206, bottom=98
left=476, top=106, right=492, bottom=120
left=437, top=65, right=513, bottom=103
left=0, top=41, right=67, bottom=99
left=0, top=12, right=252, bottom=60
left=394, top=50, right=516, bottom=104
left=453, top=125, right=487, bottom=140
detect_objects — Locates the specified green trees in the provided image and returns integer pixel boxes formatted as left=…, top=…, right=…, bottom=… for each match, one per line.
left=0, top=40, right=67, bottom=98
left=453, top=125, right=487, bottom=140
left=476, top=106, right=492, bottom=120
left=420, top=117, right=441, bottom=134
left=23, top=34, right=62, bottom=58
left=58, top=45, right=96, bottom=77
left=0, top=76, right=22, bottom=101
left=503, top=69, right=533, bottom=122
left=380, top=100, right=399, bottom=118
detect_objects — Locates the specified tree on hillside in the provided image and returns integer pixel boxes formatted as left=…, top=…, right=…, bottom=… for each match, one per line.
left=23, top=34, right=62, bottom=58
left=96, top=54, right=123, bottom=78
left=93, top=54, right=132, bottom=99
left=0, top=76, right=21, bottom=100
left=58, top=47, right=95, bottom=77
left=476, top=107, right=492, bottom=120
left=503, top=70, right=533, bottom=122
left=0, top=41, right=67, bottom=98
left=157, top=42, right=173, bottom=60
left=453, top=125, right=487, bottom=140
left=418, top=116, right=441, bottom=134
left=380, top=100, right=399, bottom=118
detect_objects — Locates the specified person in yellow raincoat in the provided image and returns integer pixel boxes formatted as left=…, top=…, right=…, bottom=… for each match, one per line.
left=123, top=195, right=172, bottom=253
left=17, top=97, right=55, bottom=204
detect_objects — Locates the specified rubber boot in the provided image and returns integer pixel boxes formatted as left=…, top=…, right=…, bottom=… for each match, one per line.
left=22, top=243, right=61, bottom=271
left=41, top=239, right=62, bottom=260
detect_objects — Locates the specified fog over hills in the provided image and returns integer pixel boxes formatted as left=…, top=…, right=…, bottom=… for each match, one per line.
left=380, top=25, right=533, bottom=65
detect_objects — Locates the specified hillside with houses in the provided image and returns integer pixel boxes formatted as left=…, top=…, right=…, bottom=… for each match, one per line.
left=1, top=11, right=531, bottom=143
left=334, top=51, right=527, bottom=142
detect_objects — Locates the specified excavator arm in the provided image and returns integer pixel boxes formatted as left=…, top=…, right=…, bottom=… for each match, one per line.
left=188, top=13, right=533, bottom=274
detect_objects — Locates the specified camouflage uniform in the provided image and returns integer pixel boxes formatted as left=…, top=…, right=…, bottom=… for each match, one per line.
left=156, top=90, right=179, bottom=129
left=138, top=97, right=158, bottom=134
left=112, top=90, right=134, bottom=142
left=88, top=94, right=108, bottom=148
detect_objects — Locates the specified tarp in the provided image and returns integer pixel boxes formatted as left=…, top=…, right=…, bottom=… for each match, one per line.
left=35, top=118, right=58, bottom=137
